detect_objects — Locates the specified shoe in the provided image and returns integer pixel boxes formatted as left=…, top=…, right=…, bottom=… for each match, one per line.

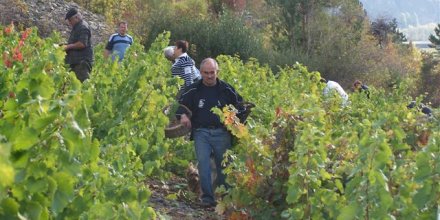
left=199, top=201, right=217, bottom=208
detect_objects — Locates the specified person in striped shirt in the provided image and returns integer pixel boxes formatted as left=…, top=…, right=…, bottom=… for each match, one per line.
left=171, top=40, right=201, bottom=93
left=104, top=21, right=133, bottom=61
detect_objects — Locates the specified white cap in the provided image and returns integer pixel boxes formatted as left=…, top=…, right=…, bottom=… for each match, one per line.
left=164, top=46, right=175, bottom=60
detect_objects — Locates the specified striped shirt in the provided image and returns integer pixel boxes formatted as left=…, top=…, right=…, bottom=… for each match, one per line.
left=105, top=33, right=133, bottom=61
left=171, top=53, right=201, bottom=88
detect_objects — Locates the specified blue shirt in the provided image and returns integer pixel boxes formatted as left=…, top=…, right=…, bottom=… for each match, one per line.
left=105, top=33, right=133, bottom=61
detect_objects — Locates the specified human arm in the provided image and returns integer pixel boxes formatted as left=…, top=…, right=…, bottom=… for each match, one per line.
left=104, top=49, right=111, bottom=58
left=104, top=35, right=114, bottom=58
left=64, top=27, right=90, bottom=51
left=64, top=41, right=85, bottom=51
left=336, top=85, right=349, bottom=102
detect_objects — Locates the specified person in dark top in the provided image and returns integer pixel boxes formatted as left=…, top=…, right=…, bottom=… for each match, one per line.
left=176, top=58, right=246, bottom=208
left=407, top=101, right=433, bottom=116
left=353, top=80, right=370, bottom=99
left=104, top=21, right=133, bottom=61
left=64, top=8, right=93, bottom=82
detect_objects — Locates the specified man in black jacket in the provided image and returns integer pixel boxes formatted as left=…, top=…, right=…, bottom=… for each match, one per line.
left=176, top=58, right=245, bottom=207
left=64, top=8, right=93, bottom=82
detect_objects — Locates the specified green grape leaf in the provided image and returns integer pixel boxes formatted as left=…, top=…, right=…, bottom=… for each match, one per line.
left=337, top=204, right=358, bottom=220
left=0, top=198, right=19, bottom=217
left=12, top=127, right=39, bottom=151
left=25, top=201, right=43, bottom=220
left=51, top=172, right=75, bottom=215
left=413, top=183, right=432, bottom=209
left=415, top=153, right=432, bottom=182
left=32, top=114, right=57, bottom=131
left=27, top=178, right=48, bottom=194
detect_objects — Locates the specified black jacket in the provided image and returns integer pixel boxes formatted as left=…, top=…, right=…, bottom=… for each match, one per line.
left=176, top=79, right=246, bottom=129
left=65, top=20, right=94, bottom=65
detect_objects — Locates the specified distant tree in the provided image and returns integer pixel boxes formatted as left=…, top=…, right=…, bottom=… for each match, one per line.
left=428, top=23, right=440, bottom=49
left=265, top=0, right=323, bottom=53
left=371, top=18, right=407, bottom=48
left=389, top=18, right=407, bottom=43
left=209, top=0, right=247, bottom=15
left=419, top=53, right=440, bottom=107
left=265, top=0, right=368, bottom=55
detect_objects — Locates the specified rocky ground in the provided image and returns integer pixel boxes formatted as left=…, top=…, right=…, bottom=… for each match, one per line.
left=0, top=0, right=113, bottom=46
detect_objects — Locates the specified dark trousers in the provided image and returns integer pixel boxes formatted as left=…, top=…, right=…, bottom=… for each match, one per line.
left=70, top=61, right=92, bottom=82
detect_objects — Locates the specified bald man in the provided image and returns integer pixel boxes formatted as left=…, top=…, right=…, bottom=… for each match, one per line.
left=176, top=58, right=246, bottom=208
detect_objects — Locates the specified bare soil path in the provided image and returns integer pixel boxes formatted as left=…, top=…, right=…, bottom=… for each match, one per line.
left=147, top=176, right=225, bottom=220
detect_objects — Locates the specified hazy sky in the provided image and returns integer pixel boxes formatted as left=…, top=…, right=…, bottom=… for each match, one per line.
left=360, top=0, right=440, bottom=41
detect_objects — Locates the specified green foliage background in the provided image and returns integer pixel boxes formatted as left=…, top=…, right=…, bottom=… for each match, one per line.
left=1, top=23, right=439, bottom=219
left=70, top=0, right=431, bottom=95
left=2, top=0, right=440, bottom=217
left=0, top=27, right=184, bottom=219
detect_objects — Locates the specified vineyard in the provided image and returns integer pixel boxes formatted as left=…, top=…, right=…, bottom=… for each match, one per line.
left=0, top=24, right=439, bottom=219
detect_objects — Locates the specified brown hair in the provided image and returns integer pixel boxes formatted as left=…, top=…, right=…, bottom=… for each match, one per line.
left=175, top=40, right=189, bottom=53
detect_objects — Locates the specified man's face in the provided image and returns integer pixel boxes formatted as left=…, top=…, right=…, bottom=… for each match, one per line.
left=119, top=23, right=127, bottom=35
left=201, top=61, right=218, bottom=86
left=66, top=16, right=78, bottom=27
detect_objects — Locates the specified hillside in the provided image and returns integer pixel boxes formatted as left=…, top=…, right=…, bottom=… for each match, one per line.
left=0, top=0, right=113, bottom=45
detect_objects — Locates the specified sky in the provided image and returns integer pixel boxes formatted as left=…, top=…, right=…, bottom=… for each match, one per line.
left=360, top=0, right=440, bottom=41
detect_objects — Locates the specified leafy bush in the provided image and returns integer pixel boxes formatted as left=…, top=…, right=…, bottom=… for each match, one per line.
left=142, top=9, right=265, bottom=66
left=420, top=53, right=440, bottom=107
left=0, top=24, right=184, bottom=219
left=213, top=55, right=439, bottom=219
left=1, top=22, right=438, bottom=220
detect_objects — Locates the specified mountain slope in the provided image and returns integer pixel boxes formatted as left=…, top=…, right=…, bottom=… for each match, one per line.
left=0, top=0, right=112, bottom=46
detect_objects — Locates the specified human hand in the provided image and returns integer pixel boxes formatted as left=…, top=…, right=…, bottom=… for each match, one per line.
left=180, top=114, right=191, bottom=128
